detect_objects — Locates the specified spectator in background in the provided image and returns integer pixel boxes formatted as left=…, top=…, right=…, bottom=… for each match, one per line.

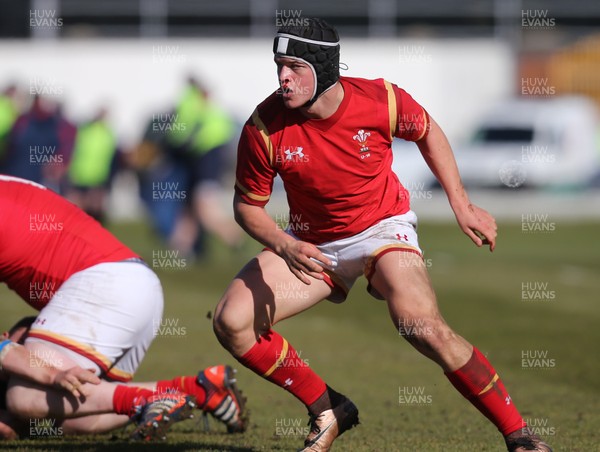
left=0, top=84, right=19, bottom=162
left=2, top=94, right=76, bottom=192
left=65, top=107, right=118, bottom=223
left=166, top=76, right=243, bottom=257
left=129, top=77, right=242, bottom=259
left=128, top=109, right=195, bottom=254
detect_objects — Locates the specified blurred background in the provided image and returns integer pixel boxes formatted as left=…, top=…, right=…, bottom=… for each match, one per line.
left=0, top=2, right=599, bottom=449
left=1, top=0, right=599, bottom=256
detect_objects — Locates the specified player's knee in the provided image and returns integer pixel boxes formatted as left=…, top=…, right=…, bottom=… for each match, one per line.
left=213, top=297, right=251, bottom=349
left=212, top=310, right=232, bottom=343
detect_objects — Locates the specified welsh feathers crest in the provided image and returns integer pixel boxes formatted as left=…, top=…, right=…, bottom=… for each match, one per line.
left=353, top=130, right=371, bottom=152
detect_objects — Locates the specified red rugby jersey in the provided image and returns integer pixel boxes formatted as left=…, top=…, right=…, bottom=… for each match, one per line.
left=235, top=76, right=430, bottom=244
left=0, top=175, right=138, bottom=310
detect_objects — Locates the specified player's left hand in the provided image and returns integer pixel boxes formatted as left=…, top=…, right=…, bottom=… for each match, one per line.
left=453, top=203, right=497, bottom=251
left=279, top=239, right=332, bottom=285
left=53, top=367, right=101, bottom=398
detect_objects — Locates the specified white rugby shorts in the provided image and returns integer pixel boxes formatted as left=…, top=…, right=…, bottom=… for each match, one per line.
left=26, top=261, right=163, bottom=382
left=288, top=211, right=423, bottom=302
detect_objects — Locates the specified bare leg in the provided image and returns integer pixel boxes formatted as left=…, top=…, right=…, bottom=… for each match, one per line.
left=370, top=251, right=530, bottom=442
left=61, top=413, right=130, bottom=435
left=6, top=342, right=119, bottom=419
left=7, top=375, right=118, bottom=420
left=213, top=251, right=331, bottom=356
left=369, top=251, right=472, bottom=371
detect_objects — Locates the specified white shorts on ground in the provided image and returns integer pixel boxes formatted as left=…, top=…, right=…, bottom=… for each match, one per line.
left=290, top=211, right=423, bottom=302
left=26, top=261, right=163, bottom=382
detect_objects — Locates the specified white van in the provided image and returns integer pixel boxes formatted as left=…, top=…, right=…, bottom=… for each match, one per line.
left=452, top=96, right=600, bottom=189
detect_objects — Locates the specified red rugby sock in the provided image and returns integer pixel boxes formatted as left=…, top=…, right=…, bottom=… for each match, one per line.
left=112, top=386, right=153, bottom=416
left=237, top=330, right=326, bottom=408
left=445, top=347, right=525, bottom=436
left=156, top=376, right=207, bottom=406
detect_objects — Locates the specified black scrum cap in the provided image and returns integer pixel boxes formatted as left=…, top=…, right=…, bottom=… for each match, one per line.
left=273, top=18, right=340, bottom=106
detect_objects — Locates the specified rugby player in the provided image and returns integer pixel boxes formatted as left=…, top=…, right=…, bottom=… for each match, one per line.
left=0, top=175, right=247, bottom=440
left=213, top=18, right=552, bottom=452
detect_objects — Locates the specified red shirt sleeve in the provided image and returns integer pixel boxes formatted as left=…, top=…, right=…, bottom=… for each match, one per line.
left=234, top=117, right=276, bottom=207
left=392, top=84, right=430, bottom=142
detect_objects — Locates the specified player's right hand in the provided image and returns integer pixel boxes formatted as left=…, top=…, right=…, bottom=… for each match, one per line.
left=53, top=367, right=101, bottom=399
left=279, top=240, right=332, bottom=285
left=453, top=203, right=497, bottom=252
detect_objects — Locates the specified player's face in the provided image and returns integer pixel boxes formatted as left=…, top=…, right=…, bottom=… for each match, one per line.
left=275, top=56, right=314, bottom=109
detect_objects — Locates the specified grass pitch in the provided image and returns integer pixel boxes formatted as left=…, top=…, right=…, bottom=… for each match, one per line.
left=1, top=220, right=598, bottom=451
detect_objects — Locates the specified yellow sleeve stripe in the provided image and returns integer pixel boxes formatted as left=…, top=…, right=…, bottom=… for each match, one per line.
left=263, top=338, right=289, bottom=377
left=235, top=179, right=271, bottom=202
left=478, top=373, right=500, bottom=396
left=251, top=108, right=274, bottom=166
left=414, top=109, right=430, bottom=142
left=384, top=80, right=398, bottom=141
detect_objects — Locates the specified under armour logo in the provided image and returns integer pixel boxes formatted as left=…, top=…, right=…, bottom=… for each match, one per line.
left=505, top=395, right=512, bottom=405
left=284, top=378, right=293, bottom=387
left=285, top=147, right=305, bottom=160
left=396, top=233, right=408, bottom=241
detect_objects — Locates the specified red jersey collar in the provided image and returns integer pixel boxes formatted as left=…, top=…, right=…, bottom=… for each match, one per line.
left=293, top=77, right=352, bottom=132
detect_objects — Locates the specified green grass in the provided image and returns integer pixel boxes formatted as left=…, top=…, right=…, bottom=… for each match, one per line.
left=1, top=221, right=598, bottom=451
